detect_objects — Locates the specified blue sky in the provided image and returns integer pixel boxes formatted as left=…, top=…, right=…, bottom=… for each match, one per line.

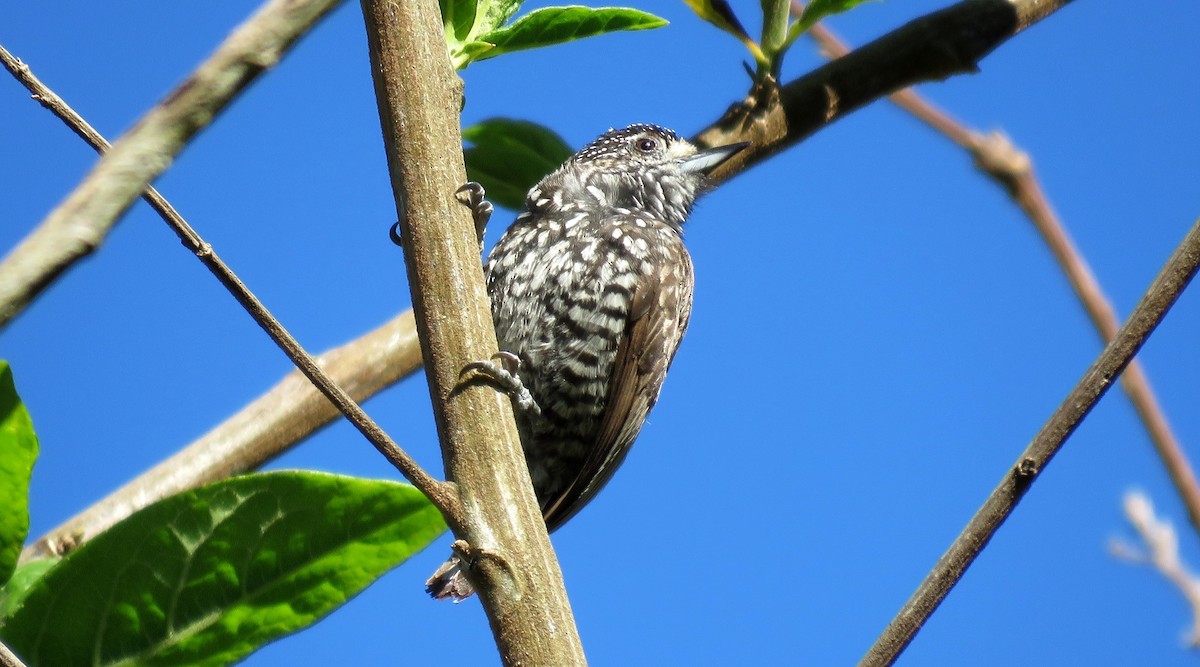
left=3, top=1, right=1199, bottom=665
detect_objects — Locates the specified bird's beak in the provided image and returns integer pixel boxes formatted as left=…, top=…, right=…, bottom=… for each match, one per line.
left=680, top=141, right=751, bottom=175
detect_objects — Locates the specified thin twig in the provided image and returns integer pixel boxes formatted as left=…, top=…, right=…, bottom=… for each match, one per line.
left=21, top=311, right=424, bottom=563
left=1111, top=491, right=1200, bottom=646
left=0, top=43, right=458, bottom=536
left=802, top=17, right=1200, bottom=537
left=860, top=218, right=1200, bottom=666
left=0, top=0, right=344, bottom=329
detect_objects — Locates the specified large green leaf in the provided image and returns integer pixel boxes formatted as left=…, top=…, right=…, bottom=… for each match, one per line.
left=0, top=472, right=446, bottom=667
left=463, top=118, right=574, bottom=210
left=461, top=6, right=667, bottom=66
left=0, top=361, right=38, bottom=588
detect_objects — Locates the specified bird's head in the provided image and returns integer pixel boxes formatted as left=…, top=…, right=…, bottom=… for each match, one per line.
left=550, top=124, right=747, bottom=226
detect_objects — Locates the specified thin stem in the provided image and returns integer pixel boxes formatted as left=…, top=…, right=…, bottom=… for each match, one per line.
left=0, top=43, right=458, bottom=540
left=760, top=0, right=793, bottom=73
left=859, top=218, right=1200, bottom=666
left=20, top=312, right=425, bottom=563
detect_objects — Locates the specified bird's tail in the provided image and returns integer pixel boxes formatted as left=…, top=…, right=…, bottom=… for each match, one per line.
left=426, top=557, right=475, bottom=601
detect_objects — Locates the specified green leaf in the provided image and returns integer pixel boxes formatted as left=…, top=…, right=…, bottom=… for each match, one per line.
left=682, top=0, right=766, bottom=64
left=440, top=0, right=480, bottom=44
left=0, top=472, right=446, bottom=667
left=473, top=6, right=667, bottom=63
left=785, top=0, right=873, bottom=47
left=0, top=361, right=38, bottom=588
left=463, top=118, right=574, bottom=210
left=0, top=558, right=57, bottom=620
left=443, top=0, right=525, bottom=67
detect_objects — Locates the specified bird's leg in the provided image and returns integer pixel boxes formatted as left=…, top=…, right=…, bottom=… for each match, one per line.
left=461, top=351, right=542, bottom=417
left=455, top=181, right=492, bottom=248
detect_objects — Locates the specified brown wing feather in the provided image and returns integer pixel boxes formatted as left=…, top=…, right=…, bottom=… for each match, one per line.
left=542, top=250, right=694, bottom=531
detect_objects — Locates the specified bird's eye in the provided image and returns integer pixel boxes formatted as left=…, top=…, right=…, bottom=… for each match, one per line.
left=635, top=137, right=657, bottom=152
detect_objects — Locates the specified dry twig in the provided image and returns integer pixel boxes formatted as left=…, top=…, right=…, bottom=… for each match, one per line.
left=860, top=218, right=1200, bottom=666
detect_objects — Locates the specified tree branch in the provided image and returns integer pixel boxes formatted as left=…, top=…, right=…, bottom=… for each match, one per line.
left=359, top=0, right=584, bottom=663
left=860, top=218, right=1200, bottom=666
left=692, top=0, right=1075, bottom=173
left=0, top=0, right=344, bottom=330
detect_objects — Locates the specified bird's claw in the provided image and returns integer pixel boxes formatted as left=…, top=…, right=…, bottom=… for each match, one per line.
left=391, top=182, right=491, bottom=249
left=462, top=351, right=541, bottom=417
left=456, top=181, right=493, bottom=247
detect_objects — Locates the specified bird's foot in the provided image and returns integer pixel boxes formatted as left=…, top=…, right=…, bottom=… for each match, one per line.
left=461, top=351, right=541, bottom=417
left=390, top=182, right=491, bottom=249
left=456, top=181, right=492, bottom=247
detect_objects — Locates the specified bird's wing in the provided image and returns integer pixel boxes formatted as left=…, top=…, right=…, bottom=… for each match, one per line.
left=541, top=247, right=694, bottom=532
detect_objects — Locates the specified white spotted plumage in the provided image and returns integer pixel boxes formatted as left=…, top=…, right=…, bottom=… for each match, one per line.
left=426, top=123, right=746, bottom=601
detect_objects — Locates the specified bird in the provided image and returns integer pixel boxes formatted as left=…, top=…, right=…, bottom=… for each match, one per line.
left=427, top=124, right=748, bottom=600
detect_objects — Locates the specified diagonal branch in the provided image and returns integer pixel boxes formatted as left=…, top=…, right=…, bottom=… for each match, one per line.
left=20, top=311, right=424, bottom=563
left=803, top=16, right=1200, bottom=539
left=0, top=0, right=345, bottom=330
left=693, top=0, right=1076, bottom=174
left=860, top=218, right=1200, bottom=666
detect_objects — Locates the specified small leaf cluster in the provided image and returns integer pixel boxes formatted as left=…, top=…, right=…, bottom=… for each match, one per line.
left=683, top=0, right=872, bottom=75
